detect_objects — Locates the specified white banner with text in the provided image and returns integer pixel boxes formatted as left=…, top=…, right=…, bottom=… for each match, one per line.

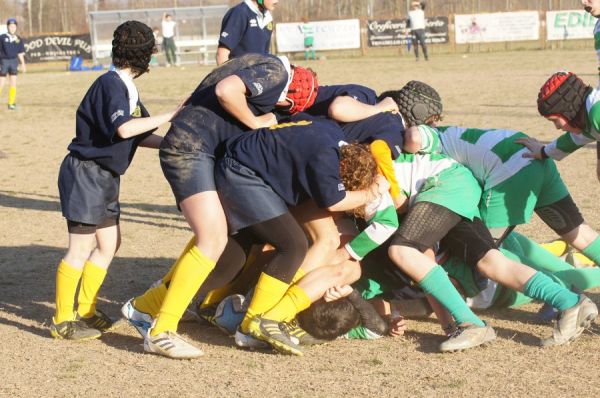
left=276, top=19, right=361, bottom=52
left=455, top=11, right=540, bottom=44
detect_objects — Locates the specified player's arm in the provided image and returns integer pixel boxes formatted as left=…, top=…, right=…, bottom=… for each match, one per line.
left=327, top=96, right=398, bottom=123
left=516, top=133, right=592, bottom=160
left=117, top=97, right=186, bottom=140
left=344, top=191, right=398, bottom=261
left=403, top=124, right=440, bottom=153
left=216, top=46, right=231, bottom=65
left=215, top=75, right=276, bottom=129
left=138, top=133, right=163, bottom=149
left=326, top=175, right=389, bottom=213
left=117, top=111, right=177, bottom=139
left=369, top=139, right=407, bottom=209
left=17, top=53, right=26, bottom=73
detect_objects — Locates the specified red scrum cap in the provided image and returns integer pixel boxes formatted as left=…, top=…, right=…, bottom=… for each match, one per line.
left=285, top=66, right=318, bottom=114
left=537, top=71, right=590, bottom=124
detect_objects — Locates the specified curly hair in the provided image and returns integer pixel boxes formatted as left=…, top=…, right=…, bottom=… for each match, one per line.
left=112, top=21, right=156, bottom=78
left=339, top=143, right=378, bottom=219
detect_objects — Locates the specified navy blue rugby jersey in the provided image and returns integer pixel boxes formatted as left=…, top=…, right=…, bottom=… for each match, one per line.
left=67, top=71, right=153, bottom=175
left=223, top=119, right=347, bottom=208
left=305, top=84, right=378, bottom=117
left=341, top=111, right=405, bottom=158
left=0, top=33, right=25, bottom=59
left=179, top=54, right=288, bottom=155
left=219, top=1, right=272, bottom=59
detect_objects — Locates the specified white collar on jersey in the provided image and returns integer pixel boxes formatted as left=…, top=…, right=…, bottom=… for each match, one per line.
left=276, top=55, right=292, bottom=103
left=115, top=68, right=139, bottom=116
left=243, top=0, right=273, bottom=29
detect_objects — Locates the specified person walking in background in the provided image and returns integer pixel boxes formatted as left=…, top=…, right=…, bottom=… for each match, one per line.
left=299, top=17, right=316, bottom=61
left=407, top=1, right=428, bottom=61
left=0, top=18, right=26, bottom=110
left=216, top=0, right=278, bottom=65
left=582, top=0, right=600, bottom=82
left=161, top=13, right=178, bottom=67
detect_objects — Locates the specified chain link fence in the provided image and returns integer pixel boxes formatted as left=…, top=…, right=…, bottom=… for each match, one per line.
left=0, top=0, right=586, bottom=36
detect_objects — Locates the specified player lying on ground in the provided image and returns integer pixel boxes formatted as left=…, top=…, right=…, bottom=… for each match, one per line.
left=297, top=231, right=600, bottom=343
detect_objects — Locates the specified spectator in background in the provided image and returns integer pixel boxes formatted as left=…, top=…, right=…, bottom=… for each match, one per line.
left=216, top=0, right=278, bottom=65
left=0, top=18, right=26, bottom=110
left=582, top=0, right=600, bottom=82
left=407, top=1, right=428, bottom=61
left=161, top=13, right=177, bottom=67
left=299, top=17, right=316, bottom=61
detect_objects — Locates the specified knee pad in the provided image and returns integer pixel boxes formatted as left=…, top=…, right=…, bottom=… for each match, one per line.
left=535, top=195, right=584, bottom=235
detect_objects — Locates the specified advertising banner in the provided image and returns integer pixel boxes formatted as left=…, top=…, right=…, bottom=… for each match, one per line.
left=276, top=19, right=360, bottom=52
left=455, top=11, right=540, bottom=44
left=367, top=17, right=449, bottom=47
left=546, top=10, right=596, bottom=40
left=23, top=34, right=92, bottom=63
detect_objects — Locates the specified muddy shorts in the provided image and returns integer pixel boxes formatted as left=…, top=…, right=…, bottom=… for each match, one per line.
left=159, top=124, right=216, bottom=205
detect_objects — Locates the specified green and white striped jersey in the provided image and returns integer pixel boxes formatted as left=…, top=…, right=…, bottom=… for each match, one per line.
left=392, top=151, right=457, bottom=203
left=544, top=87, right=600, bottom=160
left=345, top=191, right=398, bottom=261
left=416, top=125, right=533, bottom=190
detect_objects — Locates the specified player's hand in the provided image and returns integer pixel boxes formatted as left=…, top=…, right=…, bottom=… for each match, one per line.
left=368, top=174, right=390, bottom=201
left=376, top=97, right=399, bottom=113
left=515, top=136, right=544, bottom=159
left=256, top=112, right=278, bottom=128
left=388, top=316, right=406, bottom=337
left=323, top=285, right=353, bottom=302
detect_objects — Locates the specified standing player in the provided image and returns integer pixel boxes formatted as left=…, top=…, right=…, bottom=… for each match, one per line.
left=216, top=0, right=277, bottom=65
left=50, top=21, right=184, bottom=341
left=0, top=18, right=26, bottom=110
left=299, top=17, right=316, bottom=61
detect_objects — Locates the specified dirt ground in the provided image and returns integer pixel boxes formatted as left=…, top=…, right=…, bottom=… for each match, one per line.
left=2, top=49, right=600, bottom=397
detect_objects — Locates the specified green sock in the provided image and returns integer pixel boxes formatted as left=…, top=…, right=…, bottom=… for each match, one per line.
left=523, top=272, right=579, bottom=311
left=419, top=265, right=485, bottom=327
left=506, top=232, right=572, bottom=272
left=581, top=236, right=600, bottom=265
left=552, top=267, right=600, bottom=292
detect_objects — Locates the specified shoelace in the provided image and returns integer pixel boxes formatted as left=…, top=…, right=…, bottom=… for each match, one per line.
left=279, top=319, right=300, bottom=335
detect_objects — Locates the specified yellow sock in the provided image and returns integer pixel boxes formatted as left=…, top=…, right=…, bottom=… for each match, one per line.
left=8, top=86, right=16, bottom=105
left=54, top=260, right=83, bottom=323
left=200, top=245, right=272, bottom=309
left=291, top=268, right=306, bottom=284
left=151, top=246, right=216, bottom=336
left=263, top=284, right=312, bottom=322
left=200, top=283, right=234, bottom=309
left=76, top=261, right=107, bottom=318
left=240, top=272, right=290, bottom=333
left=161, top=236, right=196, bottom=284
left=541, top=239, right=569, bottom=257
left=133, top=283, right=168, bottom=318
